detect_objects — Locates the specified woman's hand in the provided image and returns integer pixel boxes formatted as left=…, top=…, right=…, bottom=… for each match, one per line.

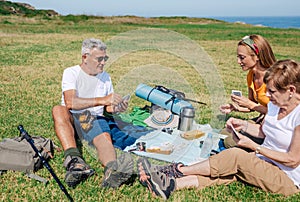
left=225, top=117, right=247, bottom=132
left=219, top=104, right=237, bottom=114
left=225, top=117, right=257, bottom=149
left=231, top=94, right=255, bottom=109
left=235, top=132, right=257, bottom=150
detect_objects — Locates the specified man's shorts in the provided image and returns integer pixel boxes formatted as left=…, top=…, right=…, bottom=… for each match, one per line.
left=72, top=112, right=140, bottom=150
left=73, top=113, right=111, bottom=144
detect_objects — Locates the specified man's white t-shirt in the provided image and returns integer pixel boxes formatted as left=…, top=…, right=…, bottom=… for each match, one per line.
left=260, top=102, right=300, bottom=188
left=61, top=65, right=113, bottom=116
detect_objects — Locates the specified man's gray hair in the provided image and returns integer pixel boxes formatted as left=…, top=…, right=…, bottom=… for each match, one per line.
left=81, top=38, right=107, bottom=55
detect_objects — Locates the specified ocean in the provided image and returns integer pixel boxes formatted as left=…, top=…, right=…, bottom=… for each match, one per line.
left=211, top=16, right=300, bottom=29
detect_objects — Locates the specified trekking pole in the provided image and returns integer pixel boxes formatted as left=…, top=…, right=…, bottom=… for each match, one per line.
left=181, top=98, right=206, bottom=105
left=18, top=125, right=74, bottom=202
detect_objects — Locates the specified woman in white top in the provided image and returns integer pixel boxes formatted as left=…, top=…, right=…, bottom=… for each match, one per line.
left=137, top=59, right=300, bottom=199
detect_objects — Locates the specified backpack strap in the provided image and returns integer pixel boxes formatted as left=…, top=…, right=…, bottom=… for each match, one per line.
left=0, top=170, right=48, bottom=184
left=26, top=171, right=48, bottom=184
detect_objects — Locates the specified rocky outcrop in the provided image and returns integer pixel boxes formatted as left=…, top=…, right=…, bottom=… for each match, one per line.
left=0, top=0, right=60, bottom=17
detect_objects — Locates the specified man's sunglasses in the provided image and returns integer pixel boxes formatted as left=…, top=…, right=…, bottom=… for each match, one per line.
left=96, top=55, right=109, bottom=62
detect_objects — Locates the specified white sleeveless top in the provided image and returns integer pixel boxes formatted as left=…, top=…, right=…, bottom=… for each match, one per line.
left=260, top=102, right=300, bottom=188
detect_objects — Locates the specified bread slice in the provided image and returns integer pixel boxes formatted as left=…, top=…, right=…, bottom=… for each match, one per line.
left=146, top=147, right=173, bottom=155
left=181, top=130, right=205, bottom=140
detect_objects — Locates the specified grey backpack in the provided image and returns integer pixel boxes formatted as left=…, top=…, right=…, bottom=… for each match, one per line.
left=0, top=136, right=57, bottom=183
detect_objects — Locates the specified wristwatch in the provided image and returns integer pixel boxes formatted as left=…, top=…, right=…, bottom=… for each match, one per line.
left=255, top=146, right=261, bottom=154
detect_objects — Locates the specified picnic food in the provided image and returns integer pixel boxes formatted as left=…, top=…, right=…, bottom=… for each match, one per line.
left=146, top=147, right=173, bottom=155
left=146, top=142, right=174, bottom=155
left=181, top=130, right=205, bottom=140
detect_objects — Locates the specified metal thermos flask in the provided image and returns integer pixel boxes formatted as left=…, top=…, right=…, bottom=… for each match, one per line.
left=178, top=107, right=195, bottom=131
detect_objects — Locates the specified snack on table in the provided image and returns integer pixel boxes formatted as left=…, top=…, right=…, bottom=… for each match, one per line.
left=181, top=130, right=205, bottom=140
left=146, top=142, right=174, bottom=155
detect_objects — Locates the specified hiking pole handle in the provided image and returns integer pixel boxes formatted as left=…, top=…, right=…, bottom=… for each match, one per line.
left=18, top=124, right=32, bottom=141
left=18, top=125, right=47, bottom=162
left=17, top=125, right=74, bottom=202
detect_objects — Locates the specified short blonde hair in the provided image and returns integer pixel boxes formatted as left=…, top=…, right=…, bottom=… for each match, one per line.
left=264, top=59, right=300, bottom=93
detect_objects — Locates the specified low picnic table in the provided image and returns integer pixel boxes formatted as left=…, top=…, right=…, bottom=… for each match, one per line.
left=124, top=123, right=227, bottom=165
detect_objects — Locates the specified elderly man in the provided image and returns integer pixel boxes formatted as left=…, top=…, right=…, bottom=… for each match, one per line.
left=52, top=38, right=133, bottom=188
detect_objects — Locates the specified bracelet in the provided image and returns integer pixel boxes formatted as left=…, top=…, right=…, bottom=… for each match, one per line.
left=255, top=146, right=261, bottom=154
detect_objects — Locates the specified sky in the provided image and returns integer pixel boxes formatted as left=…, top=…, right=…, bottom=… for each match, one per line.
left=16, top=0, right=300, bottom=17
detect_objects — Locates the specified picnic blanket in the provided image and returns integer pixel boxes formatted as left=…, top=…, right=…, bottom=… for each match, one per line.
left=124, top=124, right=227, bottom=165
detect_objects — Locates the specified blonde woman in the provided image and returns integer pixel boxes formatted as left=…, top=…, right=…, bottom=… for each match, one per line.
left=220, top=35, right=276, bottom=147
left=220, top=34, right=276, bottom=121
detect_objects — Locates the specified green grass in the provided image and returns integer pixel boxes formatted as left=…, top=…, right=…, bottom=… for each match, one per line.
left=1, top=15, right=300, bottom=201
